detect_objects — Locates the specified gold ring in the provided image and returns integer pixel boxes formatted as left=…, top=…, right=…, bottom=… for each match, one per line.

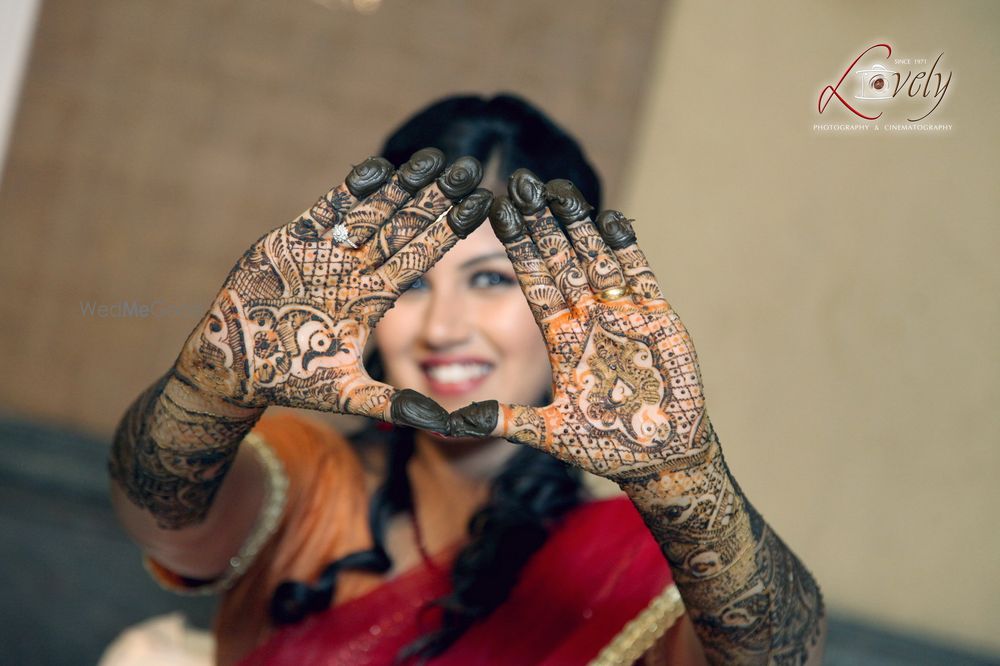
left=596, top=286, right=629, bottom=302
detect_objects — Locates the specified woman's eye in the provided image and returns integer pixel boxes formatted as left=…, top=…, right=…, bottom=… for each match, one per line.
left=403, top=276, right=429, bottom=294
left=470, top=271, right=515, bottom=289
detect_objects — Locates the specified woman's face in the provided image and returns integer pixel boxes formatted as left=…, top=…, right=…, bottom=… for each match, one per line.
left=374, top=221, right=552, bottom=416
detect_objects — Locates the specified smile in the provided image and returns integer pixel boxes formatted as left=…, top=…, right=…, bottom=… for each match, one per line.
left=420, top=360, right=494, bottom=396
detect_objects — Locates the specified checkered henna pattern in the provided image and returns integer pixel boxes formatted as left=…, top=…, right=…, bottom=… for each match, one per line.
left=450, top=170, right=824, bottom=665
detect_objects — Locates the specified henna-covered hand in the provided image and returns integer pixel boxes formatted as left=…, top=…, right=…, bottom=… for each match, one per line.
left=177, top=148, right=493, bottom=426
left=110, top=150, right=493, bottom=529
left=448, top=169, right=698, bottom=473
left=449, top=171, right=824, bottom=665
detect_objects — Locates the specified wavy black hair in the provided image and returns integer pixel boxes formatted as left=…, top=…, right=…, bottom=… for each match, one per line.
left=270, top=94, right=599, bottom=661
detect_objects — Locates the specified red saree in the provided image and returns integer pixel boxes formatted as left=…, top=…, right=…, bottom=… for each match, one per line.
left=146, top=413, right=702, bottom=665
left=239, top=496, right=695, bottom=665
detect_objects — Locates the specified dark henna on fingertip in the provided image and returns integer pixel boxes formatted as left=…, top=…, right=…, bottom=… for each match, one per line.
left=390, top=389, right=450, bottom=432
left=346, top=157, right=395, bottom=198
left=397, top=148, right=446, bottom=194
left=489, top=196, right=526, bottom=242
left=509, top=169, right=547, bottom=214
left=595, top=209, right=637, bottom=250
left=447, top=189, right=493, bottom=239
left=437, top=156, right=483, bottom=200
left=448, top=400, right=499, bottom=438
left=545, top=179, right=593, bottom=224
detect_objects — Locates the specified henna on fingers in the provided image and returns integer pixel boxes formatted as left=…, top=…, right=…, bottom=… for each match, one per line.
left=510, top=170, right=591, bottom=307
left=176, top=148, right=488, bottom=422
left=113, top=150, right=492, bottom=528
left=488, top=195, right=570, bottom=321
left=390, top=388, right=450, bottom=432
left=452, top=170, right=824, bottom=663
left=594, top=210, right=665, bottom=303
left=369, top=188, right=493, bottom=298
left=294, top=157, right=394, bottom=243
left=447, top=399, right=500, bottom=438
left=436, top=156, right=484, bottom=201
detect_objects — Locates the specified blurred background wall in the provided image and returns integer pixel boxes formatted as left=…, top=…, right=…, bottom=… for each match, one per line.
left=0, top=0, right=997, bottom=663
left=0, top=0, right=39, bottom=172
left=0, top=0, right=665, bottom=433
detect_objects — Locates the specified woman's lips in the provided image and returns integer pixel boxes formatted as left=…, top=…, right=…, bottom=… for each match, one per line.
left=419, top=359, right=494, bottom=397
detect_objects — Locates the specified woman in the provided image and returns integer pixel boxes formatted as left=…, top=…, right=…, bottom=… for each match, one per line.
left=109, top=95, right=825, bottom=664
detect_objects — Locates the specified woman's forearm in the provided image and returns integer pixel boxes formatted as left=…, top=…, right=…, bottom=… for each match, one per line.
left=109, top=368, right=263, bottom=530
left=616, top=413, right=825, bottom=665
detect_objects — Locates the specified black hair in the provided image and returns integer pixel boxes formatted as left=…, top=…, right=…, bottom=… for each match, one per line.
left=270, top=93, right=597, bottom=660
left=381, top=94, right=601, bottom=211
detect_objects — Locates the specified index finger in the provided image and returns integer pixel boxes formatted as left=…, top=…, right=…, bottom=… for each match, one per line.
left=287, top=157, right=395, bottom=241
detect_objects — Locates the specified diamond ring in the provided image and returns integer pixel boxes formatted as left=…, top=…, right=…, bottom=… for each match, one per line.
left=330, top=223, right=357, bottom=249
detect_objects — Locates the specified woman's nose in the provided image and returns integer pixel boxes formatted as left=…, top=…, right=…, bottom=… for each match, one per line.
left=420, top=288, right=471, bottom=349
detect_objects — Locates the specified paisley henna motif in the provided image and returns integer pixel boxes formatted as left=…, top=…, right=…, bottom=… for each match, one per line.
left=577, top=326, right=669, bottom=444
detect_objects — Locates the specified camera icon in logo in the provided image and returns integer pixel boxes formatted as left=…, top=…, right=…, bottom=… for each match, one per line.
left=855, top=63, right=895, bottom=100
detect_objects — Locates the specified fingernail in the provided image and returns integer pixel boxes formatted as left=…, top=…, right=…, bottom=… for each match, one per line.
left=448, top=400, right=499, bottom=438
left=595, top=210, right=637, bottom=250
left=489, top=196, right=525, bottom=242
left=447, top=189, right=493, bottom=238
left=509, top=169, right=547, bottom=214
left=397, top=148, right=446, bottom=194
left=545, top=179, right=593, bottom=224
left=346, top=157, right=394, bottom=198
left=437, top=156, right=483, bottom=200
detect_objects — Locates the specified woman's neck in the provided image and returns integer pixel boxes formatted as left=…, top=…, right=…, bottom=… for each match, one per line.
left=405, top=431, right=517, bottom=556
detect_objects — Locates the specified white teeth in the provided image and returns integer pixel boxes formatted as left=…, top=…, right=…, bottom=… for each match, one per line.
left=425, top=363, right=491, bottom=384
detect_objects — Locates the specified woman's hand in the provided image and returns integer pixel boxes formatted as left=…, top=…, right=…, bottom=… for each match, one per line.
left=449, top=169, right=706, bottom=478
left=175, top=148, right=493, bottom=429
left=450, top=170, right=826, bottom=664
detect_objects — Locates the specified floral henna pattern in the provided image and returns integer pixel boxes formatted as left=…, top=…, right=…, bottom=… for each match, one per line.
left=577, top=326, right=670, bottom=444
left=111, top=150, right=493, bottom=529
left=451, top=171, right=824, bottom=663
left=176, top=150, right=490, bottom=419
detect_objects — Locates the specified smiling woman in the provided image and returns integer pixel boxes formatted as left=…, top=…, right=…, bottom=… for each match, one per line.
left=377, top=232, right=550, bottom=407
left=107, top=94, right=824, bottom=665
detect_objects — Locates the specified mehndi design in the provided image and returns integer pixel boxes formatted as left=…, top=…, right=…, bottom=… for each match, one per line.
left=110, top=150, right=492, bottom=528
left=450, top=171, right=824, bottom=664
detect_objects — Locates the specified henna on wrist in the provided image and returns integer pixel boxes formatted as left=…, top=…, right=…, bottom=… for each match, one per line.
left=471, top=170, right=825, bottom=663
left=109, top=370, right=263, bottom=529
left=617, top=416, right=825, bottom=665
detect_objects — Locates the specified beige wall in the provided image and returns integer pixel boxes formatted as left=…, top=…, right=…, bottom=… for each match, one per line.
left=623, top=0, right=999, bottom=654
left=0, top=0, right=40, bottom=176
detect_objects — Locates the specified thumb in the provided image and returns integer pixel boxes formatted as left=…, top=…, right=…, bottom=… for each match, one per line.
left=389, top=388, right=450, bottom=433
left=448, top=400, right=502, bottom=438
left=449, top=401, right=550, bottom=450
